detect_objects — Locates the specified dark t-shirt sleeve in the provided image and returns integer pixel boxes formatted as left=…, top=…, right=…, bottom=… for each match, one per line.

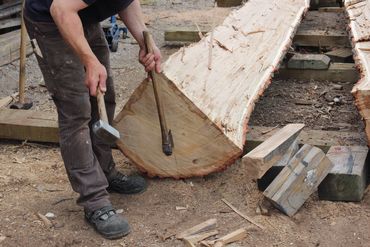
left=79, top=0, right=134, bottom=23
left=82, top=0, right=97, bottom=5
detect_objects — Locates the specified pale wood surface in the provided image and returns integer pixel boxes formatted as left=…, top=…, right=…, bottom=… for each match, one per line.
left=345, top=0, right=370, bottom=145
left=243, top=124, right=304, bottom=179
left=213, top=228, right=247, bottom=247
left=115, top=0, right=310, bottom=177
left=264, top=144, right=333, bottom=216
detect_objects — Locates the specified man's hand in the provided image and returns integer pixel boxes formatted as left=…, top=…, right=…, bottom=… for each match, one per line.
left=139, top=44, right=162, bottom=73
left=84, top=59, right=107, bottom=96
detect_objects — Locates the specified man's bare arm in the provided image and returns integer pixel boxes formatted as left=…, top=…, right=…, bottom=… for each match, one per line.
left=119, top=0, right=161, bottom=73
left=50, top=0, right=106, bottom=96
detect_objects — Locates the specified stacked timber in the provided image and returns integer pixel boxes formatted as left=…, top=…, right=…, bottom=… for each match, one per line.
left=345, top=0, right=370, bottom=145
left=114, top=0, right=310, bottom=178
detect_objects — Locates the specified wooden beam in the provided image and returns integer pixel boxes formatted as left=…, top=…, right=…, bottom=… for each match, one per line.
left=276, top=63, right=359, bottom=83
left=242, top=123, right=304, bottom=181
left=264, top=144, right=333, bottom=216
left=287, top=54, right=331, bottom=70
left=0, top=0, right=21, bottom=19
left=293, top=11, right=349, bottom=47
left=0, top=108, right=59, bottom=143
left=245, top=126, right=366, bottom=153
left=318, top=146, right=368, bottom=202
left=114, top=0, right=310, bottom=178
left=0, top=17, right=20, bottom=30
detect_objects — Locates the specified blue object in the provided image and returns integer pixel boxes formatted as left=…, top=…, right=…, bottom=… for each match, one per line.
left=103, top=16, right=128, bottom=52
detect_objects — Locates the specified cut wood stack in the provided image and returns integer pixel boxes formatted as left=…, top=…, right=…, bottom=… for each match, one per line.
left=345, top=0, right=370, bottom=145
left=114, top=0, right=310, bottom=178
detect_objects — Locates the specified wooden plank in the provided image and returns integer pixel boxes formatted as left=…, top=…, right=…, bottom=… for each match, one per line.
left=325, top=48, right=353, bottom=62
left=0, top=17, right=20, bottom=30
left=216, top=0, right=243, bottom=7
left=184, top=230, right=219, bottom=243
left=264, top=144, right=333, bottom=216
left=114, top=0, right=310, bottom=178
left=318, top=7, right=344, bottom=12
left=287, top=54, right=331, bottom=70
left=176, top=219, right=217, bottom=240
left=318, top=146, right=368, bottom=201
left=246, top=126, right=366, bottom=153
left=0, top=108, right=59, bottom=143
left=345, top=1, right=370, bottom=146
left=242, top=124, right=304, bottom=180
left=276, top=63, right=360, bottom=83
left=0, top=29, right=33, bottom=67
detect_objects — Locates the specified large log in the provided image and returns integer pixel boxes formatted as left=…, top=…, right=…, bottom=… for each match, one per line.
left=345, top=0, right=370, bottom=145
left=114, top=0, right=310, bottom=178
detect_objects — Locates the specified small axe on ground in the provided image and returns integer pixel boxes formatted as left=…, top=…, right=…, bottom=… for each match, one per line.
left=92, top=89, right=120, bottom=144
left=143, top=31, right=174, bottom=156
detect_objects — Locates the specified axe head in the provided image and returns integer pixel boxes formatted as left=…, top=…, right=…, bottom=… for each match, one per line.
left=92, top=120, right=120, bottom=144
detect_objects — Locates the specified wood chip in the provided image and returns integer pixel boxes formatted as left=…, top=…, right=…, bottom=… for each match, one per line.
left=36, top=212, right=53, bottom=228
left=176, top=218, right=217, bottom=239
left=221, top=199, right=264, bottom=229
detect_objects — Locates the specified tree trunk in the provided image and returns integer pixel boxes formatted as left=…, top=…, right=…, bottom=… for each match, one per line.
left=345, top=0, right=370, bottom=145
left=114, top=0, right=310, bottom=178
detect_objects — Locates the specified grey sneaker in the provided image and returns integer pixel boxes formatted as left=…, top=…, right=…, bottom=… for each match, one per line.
left=85, top=206, right=130, bottom=239
left=107, top=171, right=147, bottom=194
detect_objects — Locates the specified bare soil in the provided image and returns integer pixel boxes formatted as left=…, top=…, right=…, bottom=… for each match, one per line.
left=0, top=1, right=369, bottom=247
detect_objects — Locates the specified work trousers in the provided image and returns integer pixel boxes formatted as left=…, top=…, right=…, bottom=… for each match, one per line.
left=24, top=15, right=116, bottom=212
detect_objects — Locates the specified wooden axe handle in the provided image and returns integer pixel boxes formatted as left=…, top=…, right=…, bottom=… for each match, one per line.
left=96, top=89, right=108, bottom=122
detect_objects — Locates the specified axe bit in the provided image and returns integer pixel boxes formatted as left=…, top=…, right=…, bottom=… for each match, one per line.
left=143, top=31, right=174, bottom=156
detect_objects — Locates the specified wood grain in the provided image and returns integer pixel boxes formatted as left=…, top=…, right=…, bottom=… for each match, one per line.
left=345, top=0, right=370, bottom=145
left=115, top=0, right=310, bottom=177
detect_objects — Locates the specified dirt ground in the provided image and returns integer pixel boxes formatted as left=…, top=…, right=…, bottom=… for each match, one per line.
left=0, top=1, right=370, bottom=247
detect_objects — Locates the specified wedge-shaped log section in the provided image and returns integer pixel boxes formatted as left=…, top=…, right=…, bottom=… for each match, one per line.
left=345, top=0, right=370, bottom=144
left=114, top=0, right=310, bottom=178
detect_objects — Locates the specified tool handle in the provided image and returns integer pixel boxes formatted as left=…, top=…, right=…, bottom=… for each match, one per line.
left=19, top=0, right=26, bottom=104
left=96, top=89, right=109, bottom=123
left=143, top=31, right=173, bottom=156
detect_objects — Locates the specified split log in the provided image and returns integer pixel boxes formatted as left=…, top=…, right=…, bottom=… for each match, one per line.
left=345, top=0, right=370, bottom=145
left=113, top=0, right=310, bottom=178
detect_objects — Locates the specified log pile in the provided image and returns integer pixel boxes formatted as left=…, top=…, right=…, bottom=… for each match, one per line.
left=345, top=0, right=370, bottom=145
left=114, top=0, right=310, bottom=178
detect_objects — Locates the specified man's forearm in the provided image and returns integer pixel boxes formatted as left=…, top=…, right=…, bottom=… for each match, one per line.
left=119, top=0, right=147, bottom=48
left=50, top=1, right=98, bottom=66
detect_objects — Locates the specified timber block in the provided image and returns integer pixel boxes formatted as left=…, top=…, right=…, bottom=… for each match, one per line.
left=216, top=0, right=243, bottom=7
left=0, top=108, right=59, bottom=143
left=287, top=54, right=331, bottom=70
left=264, top=144, right=333, bottom=216
left=318, top=146, right=368, bottom=202
left=325, top=48, right=353, bottom=63
left=242, top=124, right=304, bottom=190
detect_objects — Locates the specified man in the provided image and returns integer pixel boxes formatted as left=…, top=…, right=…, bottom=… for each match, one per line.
left=24, top=0, right=162, bottom=239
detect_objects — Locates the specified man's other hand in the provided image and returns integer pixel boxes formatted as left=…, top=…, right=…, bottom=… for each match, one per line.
left=85, top=59, right=107, bottom=96
left=139, top=45, right=162, bottom=73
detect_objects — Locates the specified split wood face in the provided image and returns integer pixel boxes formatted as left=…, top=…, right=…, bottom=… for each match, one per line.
left=114, top=0, right=310, bottom=178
